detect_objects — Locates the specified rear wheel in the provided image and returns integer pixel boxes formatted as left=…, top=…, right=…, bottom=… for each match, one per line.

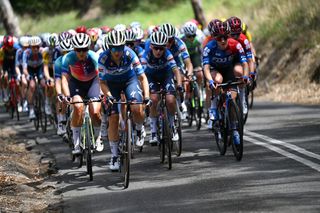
left=85, top=119, right=93, bottom=181
left=173, top=101, right=182, bottom=157
left=215, top=107, right=227, bottom=155
left=123, top=118, right=132, bottom=189
left=163, top=107, right=172, bottom=170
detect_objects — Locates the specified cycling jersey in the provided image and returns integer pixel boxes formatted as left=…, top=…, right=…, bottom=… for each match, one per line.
left=0, top=47, right=17, bottom=75
left=235, top=33, right=253, bottom=59
left=202, top=38, right=247, bottom=70
left=98, top=46, right=144, bottom=83
left=15, top=48, right=25, bottom=68
left=180, top=35, right=202, bottom=56
left=202, top=36, right=214, bottom=48
left=133, top=45, right=145, bottom=59
left=54, top=56, right=63, bottom=79
left=141, top=47, right=177, bottom=77
left=22, top=48, right=43, bottom=69
left=62, top=50, right=98, bottom=82
left=42, top=47, right=62, bottom=67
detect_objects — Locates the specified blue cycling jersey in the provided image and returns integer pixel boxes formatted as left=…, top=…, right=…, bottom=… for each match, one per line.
left=15, top=48, right=25, bottom=67
left=141, top=46, right=177, bottom=77
left=22, top=48, right=43, bottom=69
left=62, top=50, right=98, bottom=82
left=133, top=45, right=145, bottom=59
left=202, top=38, right=247, bottom=70
left=98, top=46, right=144, bottom=83
left=54, top=56, right=63, bottom=79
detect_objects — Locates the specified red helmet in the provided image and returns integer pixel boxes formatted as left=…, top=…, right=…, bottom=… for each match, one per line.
left=75, top=25, right=87, bottom=34
left=3, top=35, right=14, bottom=48
left=100, top=26, right=111, bottom=34
left=228, top=16, right=242, bottom=34
left=208, top=19, right=230, bottom=36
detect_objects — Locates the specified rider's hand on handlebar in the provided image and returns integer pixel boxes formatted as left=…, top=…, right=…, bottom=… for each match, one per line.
left=106, top=95, right=115, bottom=106
left=242, top=75, right=249, bottom=84
left=143, top=97, right=152, bottom=107
left=57, top=94, right=64, bottom=102
left=209, top=79, right=216, bottom=90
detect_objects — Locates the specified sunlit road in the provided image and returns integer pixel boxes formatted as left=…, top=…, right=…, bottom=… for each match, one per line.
left=2, top=101, right=320, bottom=213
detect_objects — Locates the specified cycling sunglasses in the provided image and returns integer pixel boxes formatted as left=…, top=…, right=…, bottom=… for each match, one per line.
left=215, top=35, right=228, bottom=42
left=231, top=33, right=241, bottom=38
left=110, top=45, right=125, bottom=52
left=153, top=46, right=165, bottom=51
left=126, top=42, right=135, bottom=47
left=75, top=48, right=89, bottom=52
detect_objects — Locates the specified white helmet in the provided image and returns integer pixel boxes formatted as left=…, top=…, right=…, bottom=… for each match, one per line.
left=125, top=29, right=136, bottom=42
left=130, top=21, right=141, bottom=29
left=19, top=36, right=29, bottom=47
left=159, top=23, right=176, bottom=38
left=114, top=24, right=126, bottom=32
left=29, top=36, right=42, bottom=46
left=132, top=27, right=144, bottom=40
left=59, top=39, right=73, bottom=51
left=183, top=22, right=197, bottom=36
left=150, top=31, right=168, bottom=46
left=106, top=30, right=126, bottom=46
left=102, top=35, right=109, bottom=51
left=71, top=33, right=91, bottom=48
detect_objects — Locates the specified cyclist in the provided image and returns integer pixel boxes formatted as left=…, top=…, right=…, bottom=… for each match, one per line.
left=61, top=33, right=103, bottom=154
left=202, top=20, right=249, bottom=136
left=159, top=23, right=193, bottom=118
left=87, top=28, right=100, bottom=51
left=23, top=36, right=46, bottom=119
left=54, top=39, right=73, bottom=136
left=98, top=30, right=150, bottom=171
left=15, top=36, right=30, bottom=112
left=42, top=33, right=62, bottom=115
left=228, top=16, right=255, bottom=115
left=141, top=31, right=183, bottom=145
left=125, top=29, right=144, bottom=59
left=132, top=27, right=145, bottom=49
left=0, top=35, right=18, bottom=103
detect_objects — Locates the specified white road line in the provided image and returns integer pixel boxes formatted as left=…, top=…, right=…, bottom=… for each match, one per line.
left=246, top=130, right=320, bottom=161
left=245, top=135, right=320, bottom=172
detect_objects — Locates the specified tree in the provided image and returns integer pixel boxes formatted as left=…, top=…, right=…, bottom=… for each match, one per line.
left=0, top=0, right=21, bottom=35
left=190, top=0, right=207, bottom=29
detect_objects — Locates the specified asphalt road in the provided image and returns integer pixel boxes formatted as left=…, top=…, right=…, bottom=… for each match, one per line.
left=2, top=101, right=320, bottom=213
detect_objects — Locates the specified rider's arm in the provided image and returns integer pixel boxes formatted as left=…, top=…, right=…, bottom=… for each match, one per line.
left=22, top=51, right=29, bottom=77
left=138, top=73, right=150, bottom=99
left=42, top=51, right=51, bottom=80
left=183, top=57, right=193, bottom=77
left=100, top=80, right=112, bottom=97
left=61, top=74, right=70, bottom=97
left=202, top=45, right=213, bottom=82
left=173, top=67, right=182, bottom=86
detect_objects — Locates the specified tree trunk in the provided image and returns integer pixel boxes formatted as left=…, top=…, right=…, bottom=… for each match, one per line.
left=190, top=0, right=207, bottom=29
left=0, top=0, right=21, bottom=36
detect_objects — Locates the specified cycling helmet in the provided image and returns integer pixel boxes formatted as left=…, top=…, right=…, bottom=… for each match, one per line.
left=47, top=33, right=59, bottom=47
left=59, top=39, right=73, bottom=51
left=3, top=35, right=14, bottom=48
left=100, top=26, right=111, bottom=34
left=228, top=16, right=242, bottom=34
left=59, top=31, right=72, bottom=42
left=183, top=22, right=197, bottom=36
left=106, top=30, right=126, bottom=46
left=125, top=29, right=136, bottom=42
left=29, top=36, right=42, bottom=46
left=87, top=28, right=99, bottom=42
left=132, top=27, right=144, bottom=40
left=68, top=29, right=77, bottom=35
left=101, top=35, right=109, bottom=51
left=159, top=23, right=176, bottom=38
left=130, top=21, right=141, bottom=29
left=75, top=25, right=87, bottom=34
left=71, top=33, right=91, bottom=48
left=208, top=19, right=230, bottom=36
left=114, top=24, right=126, bottom=32
left=150, top=31, right=168, bottom=46
left=242, top=22, right=248, bottom=34
left=19, top=36, right=29, bottom=47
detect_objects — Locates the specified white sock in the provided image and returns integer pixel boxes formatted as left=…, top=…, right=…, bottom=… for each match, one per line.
left=71, top=127, right=81, bottom=148
left=150, top=117, right=157, bottom=133
left=109, top=141, right=119, bottom=157
left=136, top=123, right=142, bottom=131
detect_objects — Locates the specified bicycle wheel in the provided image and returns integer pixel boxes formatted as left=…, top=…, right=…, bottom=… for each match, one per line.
left=34, top=92, right=40, bottom=131
left=85, top=118, right=93, bottom=181
left=123, top=117, right=132, bottom=189
left=214, top=107, right=227, bottom=155
left=159, top=114, right=165, bottom=164
left=243, top=86, right=249, bottom=125
left=193, top=82, right=202, bottom=130
left=248, top=85, right=254, bottom=109
left=228, top=99, right=243, bottom=161
left=187, top=98, right=194, bottom=127
left=163, top=107, right=172, bottom=170
left=173, top=101, right=182, bottom=157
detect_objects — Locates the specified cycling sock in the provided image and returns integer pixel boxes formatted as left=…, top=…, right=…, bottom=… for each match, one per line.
left=150, top=117, right=157, bottom=133
left=109, top=141, right=119, bottom=157
left=57, top=114, right=62, bottom=124
left=135, top=123, right=143, bottom=131
left=71, top=127, right=81, bottom=148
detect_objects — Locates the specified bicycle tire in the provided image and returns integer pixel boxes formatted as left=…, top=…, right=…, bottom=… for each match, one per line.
left=34, top=91, right=41, bottom=131
left=163, top=107, right=172, bottom=170
left=243, top=86, right=249, bottom=125
left=173, top=101, right=182, bottom=157
left=123, top=118, right=132, bottom=189
left=193, top=82, right=202, bottom=130
left=85, top=117, right=93, bottom=181
left=248, top=87, right=254, bottom=109
left=228, top=99, right=243, bottom=161
left=187, top=98, right=194, bottom=127
left=159, top=114, right=165, bottom=164
left=215, top=107, right=227, bottom=155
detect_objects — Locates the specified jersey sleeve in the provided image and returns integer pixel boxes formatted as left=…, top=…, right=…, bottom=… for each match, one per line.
left=54, top=57, right=62, bottom=79
left=98, top=53, right=107, bottom=81
left=61, top=54, right=71, bottom=75
left=22, top=50, right=28, bottom=69
left=235, top=42, right=248, bottom=64
left=129, top=49, right=144, bottom=76
left=177, top=39, right=190, bottom=60
left=166, top=50, right=177, bottom=71
left=42, top=48, right=50, bottom=65
left=202, top=43, right=212, bottom=66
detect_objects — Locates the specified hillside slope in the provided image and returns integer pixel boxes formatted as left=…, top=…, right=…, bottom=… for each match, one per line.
left=252, top=0, right=320, bottom=104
